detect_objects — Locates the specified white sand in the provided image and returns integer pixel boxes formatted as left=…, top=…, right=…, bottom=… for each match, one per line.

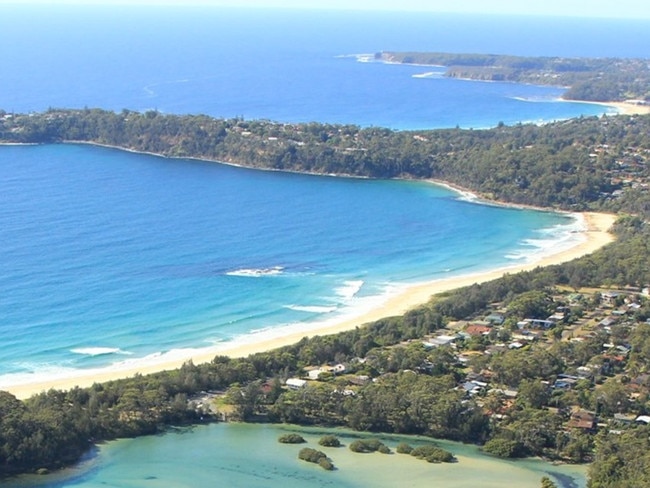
left=564, top=99, right=650, bottom=116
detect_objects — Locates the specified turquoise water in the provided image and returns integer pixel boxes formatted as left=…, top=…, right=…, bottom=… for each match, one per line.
left=4, top=424, right=587, bottom=488
left=0, top=143, right=576, bottom=386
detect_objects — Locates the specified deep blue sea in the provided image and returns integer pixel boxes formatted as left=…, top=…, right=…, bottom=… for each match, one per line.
left=0, top=6, right=648, bottom=388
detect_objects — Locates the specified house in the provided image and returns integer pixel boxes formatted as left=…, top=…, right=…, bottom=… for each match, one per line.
left=599, top=317, right=619, bottom=329
left=485, top=313, right=505, bottom=325
left=490, top=388, right=518, bottom=399
left=461, top=380, right=487, bottom=396
left=285, top=378, right=307, bottom=389
left=601, top=291, right=620, bottom=306
left=567, top=410, right=597, bottom=431
left=466, top=324, right=492, bottom=336
left=424, top=334, right=457, bottom=348
left=348, top=375, right=370, bottom=386
left=576, top=366, right=594, bottom=379
left=516, top=318, right=555, bottom=330
left=530, top=319, right=555, bottom=329
left=554, top=374, right=579, bottom=390
left=307, top=368, right=329, bottom=380
left=613, top=413, right=637, bottom=424
left=332, top=363, right=346, bottom=374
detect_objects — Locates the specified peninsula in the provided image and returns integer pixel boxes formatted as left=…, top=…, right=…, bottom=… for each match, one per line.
left=376, top=51, right=650, bottom=104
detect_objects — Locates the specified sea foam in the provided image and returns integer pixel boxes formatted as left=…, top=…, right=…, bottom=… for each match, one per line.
left=225, top=266, right=284, bottom=277
left=506, top=214, right=585, bottom=263
left=335, top=280, right=364, bottom=300
left=71, top=347, right=132, bottom=356
left=284, top=304, right=338, bottom=314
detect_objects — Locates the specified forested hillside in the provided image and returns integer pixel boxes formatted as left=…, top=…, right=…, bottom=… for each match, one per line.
left=2, top=109, right=650, bottom=216
left=378, top=52, right=650, bottom=102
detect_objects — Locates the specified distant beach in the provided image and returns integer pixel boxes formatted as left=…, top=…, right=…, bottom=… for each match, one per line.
left=565, top=99, right=650, bottom=116
left=4, top=210, right=616, bottom=399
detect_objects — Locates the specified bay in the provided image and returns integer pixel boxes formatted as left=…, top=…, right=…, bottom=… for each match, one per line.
left=0, top=143, right=574, bottom=384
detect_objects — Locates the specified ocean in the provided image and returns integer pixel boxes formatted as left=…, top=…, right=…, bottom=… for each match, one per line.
left=0, top=6, right=647, bottom=485
left=3, top=6, right=647, bottom=128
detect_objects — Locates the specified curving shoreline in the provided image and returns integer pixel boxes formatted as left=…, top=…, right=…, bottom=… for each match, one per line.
left=563, top=99, right=650, bottom=116
left=2, top=209, right=616, bottom=399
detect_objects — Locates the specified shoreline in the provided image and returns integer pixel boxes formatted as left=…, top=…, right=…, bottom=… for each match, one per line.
left=2, top=210, right=617, bottom=400
left=561, top=99, right=650, bottom=116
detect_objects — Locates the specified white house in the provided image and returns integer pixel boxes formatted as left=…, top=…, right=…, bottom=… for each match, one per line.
left=285, top=378, right=307, bottom=389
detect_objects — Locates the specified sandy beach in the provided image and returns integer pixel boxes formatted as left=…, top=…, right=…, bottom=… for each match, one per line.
left=565, top=99, right=650, bottom=116
left=2, top=210, right=616, bottom=400
left=605, top=101, right=650, bottom=115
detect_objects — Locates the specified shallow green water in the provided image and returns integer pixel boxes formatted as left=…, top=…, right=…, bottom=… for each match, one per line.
left=8, top=423, right=587, bottom=488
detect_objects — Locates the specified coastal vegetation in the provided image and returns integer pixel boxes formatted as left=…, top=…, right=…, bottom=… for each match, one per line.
left=2, top=108, right=650, bottom=218
left=278, top=433, right=306, bottom=444
left=318, top=434, right=342, bottom=447
left=378, top=51, right=650, bottom=102
left=2, top=109, right=650, bottom=487
left=408, top=444, right=456, bottom=463
left=349, top=439, right=391, bottom=454
left=297, top=447, right=335, bottom=470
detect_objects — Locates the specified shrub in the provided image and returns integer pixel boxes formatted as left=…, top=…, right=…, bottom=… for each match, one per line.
left=298, top=448, right=335, bottom=471
left=278, top=433, right=306, bottom=444
left=318, top=435, right=341, bottom=447
left=410, top=444, right=455, bottom=463
left=482, top=438, right=524, bottom=458
left=318, top=458, right=335, bottom=471
left=349, top=439, right=390, bottom=453
left=396, top=442, right=413, bottom=454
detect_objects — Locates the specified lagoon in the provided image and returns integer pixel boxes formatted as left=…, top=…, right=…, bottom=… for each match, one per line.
left=5, top=424, right=587, bottom=488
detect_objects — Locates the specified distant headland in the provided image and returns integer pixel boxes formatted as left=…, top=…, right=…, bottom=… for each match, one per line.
left=376, top=51, right=650, bottom=105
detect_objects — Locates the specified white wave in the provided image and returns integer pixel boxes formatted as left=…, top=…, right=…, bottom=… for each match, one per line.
left=0, top=283, right=412, bottom=392
left=353, top=53, right=376, bottom=63
left=0, top=365, right=78, bottom=388
left=455, top=189, right=480, bottom=203
left=504, top=252, right=529, bottom=261
left=226, top=266, right=284, bottom=277
left=412, top=71, right=440, bottom=79
left=507, top=214, right=585, bottom=263
left=248, top=326, right=275, bottom=335
left=71, top=347, right=132, bottom=357
left=335, top=280, right=364, bottom=300
left=509, top=96, right=557, bottom=104
left=285, top=304, right=338, bottom=314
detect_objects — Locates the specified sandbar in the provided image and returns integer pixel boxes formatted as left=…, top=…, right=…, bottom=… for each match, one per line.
left=3, top=211, right=616, bottom=399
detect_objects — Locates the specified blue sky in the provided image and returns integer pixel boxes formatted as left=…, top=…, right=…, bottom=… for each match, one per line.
left=1, top=0, right=649, bottom=19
